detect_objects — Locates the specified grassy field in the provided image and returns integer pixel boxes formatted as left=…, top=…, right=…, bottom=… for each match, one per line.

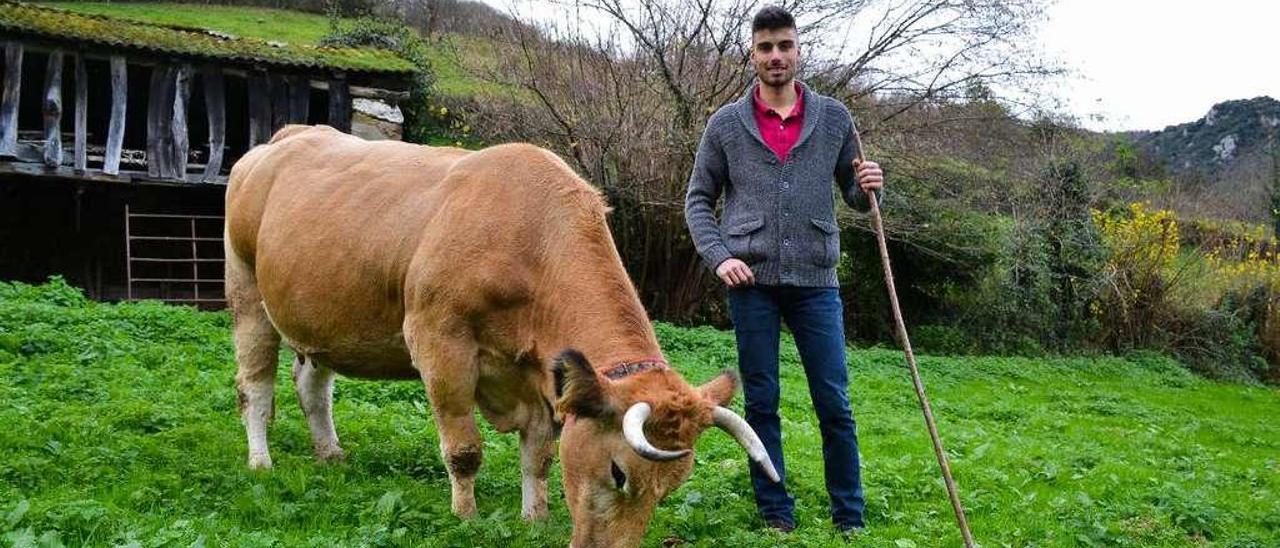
left=1, top=278, right=1277, bottom=547
left=41, top=2, right=499, bottom=98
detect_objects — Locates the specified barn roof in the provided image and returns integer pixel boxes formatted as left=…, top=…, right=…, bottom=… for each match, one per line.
left=0, top=1, right=417, bottom=75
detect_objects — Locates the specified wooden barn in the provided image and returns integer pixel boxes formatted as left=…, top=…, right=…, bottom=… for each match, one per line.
left=0, top=1, right=416, bottom=306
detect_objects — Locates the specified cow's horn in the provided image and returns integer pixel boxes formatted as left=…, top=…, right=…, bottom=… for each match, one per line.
left=712, top=407, right=781, bottom=483
left=622, top=402, right=691, bottom=461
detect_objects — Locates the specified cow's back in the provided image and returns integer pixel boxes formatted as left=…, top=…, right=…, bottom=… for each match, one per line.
left=225, top=125, right=470, bottom=377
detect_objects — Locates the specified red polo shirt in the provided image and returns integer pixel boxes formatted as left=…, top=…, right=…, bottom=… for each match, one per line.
left=753, top=82, right=805, bottom=163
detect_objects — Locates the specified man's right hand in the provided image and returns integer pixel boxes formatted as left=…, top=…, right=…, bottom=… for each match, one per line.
left=716, top=258, right=756, bottom=287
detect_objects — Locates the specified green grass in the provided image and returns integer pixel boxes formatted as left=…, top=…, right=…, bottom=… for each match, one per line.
left=2, top=278, right=1278, bottom=547
left=42, top=2, right=509, bottom=99
left=41, top=2, right=334, bottom=45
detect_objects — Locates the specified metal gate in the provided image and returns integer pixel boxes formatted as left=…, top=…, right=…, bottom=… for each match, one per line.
left=124, top=205, right=225, bottom=307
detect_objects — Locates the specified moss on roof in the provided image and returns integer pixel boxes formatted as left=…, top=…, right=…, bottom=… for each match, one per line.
left=0, top=1, right=417, bottom=74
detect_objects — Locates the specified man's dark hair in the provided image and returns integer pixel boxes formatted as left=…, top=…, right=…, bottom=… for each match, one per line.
left=752, top=5, right=796, bottom=33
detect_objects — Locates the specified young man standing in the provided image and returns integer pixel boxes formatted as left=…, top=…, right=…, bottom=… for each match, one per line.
left=684, top=5, right=884, bottom=534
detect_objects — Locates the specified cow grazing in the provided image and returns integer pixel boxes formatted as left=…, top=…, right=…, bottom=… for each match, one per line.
left=224, top=125, right=778, bottom=547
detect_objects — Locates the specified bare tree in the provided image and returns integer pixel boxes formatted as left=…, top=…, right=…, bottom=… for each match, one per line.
left=455, top=0, right=1061, bottom=322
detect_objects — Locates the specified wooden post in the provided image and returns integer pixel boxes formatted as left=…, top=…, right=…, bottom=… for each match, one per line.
left=171, top=64, right=192, bottom=179
left=43, top=50, right=64, bottom=168
left=74, top=53, right=87, bottom=171
left=103, top=55, right=126, bottom=175
left=0, top=42, right=21, bottom=156
left=287, top=75, right=310, bottom=123
left=201, top=65, right=225, bottom=182
left=247, top=72, right=272, bottom=146
left=328, top=78, right=351, bottom=133
left=269, top=73, right=289, bottom=133
left=147, top=64, right=176, bottom=178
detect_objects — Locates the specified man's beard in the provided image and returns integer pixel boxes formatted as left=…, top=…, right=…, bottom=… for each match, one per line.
left=758, top=65, right=792, bottom=87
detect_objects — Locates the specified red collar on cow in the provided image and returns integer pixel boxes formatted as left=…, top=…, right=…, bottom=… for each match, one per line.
left=602, top=357, right=669, bottom=380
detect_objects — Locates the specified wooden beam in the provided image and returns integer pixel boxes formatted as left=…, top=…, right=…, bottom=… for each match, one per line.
left=287, top=75, right=310, bottom=124
left=247, top=72, right=272, bottom=146
left=1, top=42, right=23, bottom=156
left=201, top=65, right=225, bottom=182
left=349, top=85, right=410, bottom=103
left=147, top=64, right=176, bottom=178
left=43, top=50, right=64, bottom=168
left=74, top=53, right=87, bottom=171
left=103, top=55, right=126, bottom=175
left=171, top=64, right=192, bottom=179
left=269, top=73, right=289, bottom=133
left=328, top=78, right=351, bottom=133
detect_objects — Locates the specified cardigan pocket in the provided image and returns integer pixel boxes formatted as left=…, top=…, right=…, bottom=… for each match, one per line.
left=809, top=218, right=840, bottom=267
left=725, top=217, right=765, bottom=262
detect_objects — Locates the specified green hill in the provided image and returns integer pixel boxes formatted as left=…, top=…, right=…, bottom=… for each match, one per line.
left=2, top=278, right=1277, bottom=547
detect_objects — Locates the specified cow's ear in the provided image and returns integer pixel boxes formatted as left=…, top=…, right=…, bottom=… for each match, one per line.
left=698, top=369, right=738, bottom=407
left=554, top=349, right=615, bottom=419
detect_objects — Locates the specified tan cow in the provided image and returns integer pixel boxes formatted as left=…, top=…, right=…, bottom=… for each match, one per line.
left=224, top=125, right=778, bottom=547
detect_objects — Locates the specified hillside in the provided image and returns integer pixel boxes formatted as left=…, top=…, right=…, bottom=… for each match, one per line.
left=2, top=278, right=1277, bottom=546
left=1130, top=96, right=1280, bottom=176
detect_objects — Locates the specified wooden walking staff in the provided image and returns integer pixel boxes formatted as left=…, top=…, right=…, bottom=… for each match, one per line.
left=852, top=130, right=976, bottom=548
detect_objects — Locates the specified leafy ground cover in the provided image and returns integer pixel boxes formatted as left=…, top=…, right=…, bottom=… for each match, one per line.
left=41, top=2, right=495, bottom=98
left=1, top=278, right=1277, bottom=547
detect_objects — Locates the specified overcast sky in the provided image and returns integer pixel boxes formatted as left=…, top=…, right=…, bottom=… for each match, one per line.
left=481, top=0, right=1279, bottom=133
left=1040, top=0, right=1280, bottom=132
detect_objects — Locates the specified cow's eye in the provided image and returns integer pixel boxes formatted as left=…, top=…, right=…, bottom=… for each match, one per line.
left=610, top=460, right=627, bottom=490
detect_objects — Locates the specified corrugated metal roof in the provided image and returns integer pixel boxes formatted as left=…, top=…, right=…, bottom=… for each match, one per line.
left=0, top=1, right=418, bottom=75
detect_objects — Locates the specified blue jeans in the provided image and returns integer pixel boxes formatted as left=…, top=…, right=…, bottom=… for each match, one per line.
left=728, top=285, right=865, bottom=528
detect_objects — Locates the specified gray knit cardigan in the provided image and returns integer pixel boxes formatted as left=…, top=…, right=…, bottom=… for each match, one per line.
left=684, top=81, right=881, bottom=287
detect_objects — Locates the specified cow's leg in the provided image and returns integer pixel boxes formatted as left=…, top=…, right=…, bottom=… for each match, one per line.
left=291, top=355, right=344, bottom=462
left=519, top=411, right=555, bottom=521
left=407, top=320, right=484, bottom=518
left=227, top=252, right=281, bottom=470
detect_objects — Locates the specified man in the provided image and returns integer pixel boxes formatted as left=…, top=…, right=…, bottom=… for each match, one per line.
left=683, top=5, right=884, bottom=534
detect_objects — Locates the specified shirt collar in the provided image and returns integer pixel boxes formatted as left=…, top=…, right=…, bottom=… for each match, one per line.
left=752, top=81, right=804, bottom=119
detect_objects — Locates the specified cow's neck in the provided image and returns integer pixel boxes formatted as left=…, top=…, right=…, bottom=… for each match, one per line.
left=537, top=229, right=662, bottom=371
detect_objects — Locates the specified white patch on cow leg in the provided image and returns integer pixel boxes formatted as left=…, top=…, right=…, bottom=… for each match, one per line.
left=519, top=415, right=554, bottom=520
left=450, top=473, right=478, bottom=518
left=240, top=380, right=275, bottom=469
left=292, top=355, right=344, bottom=462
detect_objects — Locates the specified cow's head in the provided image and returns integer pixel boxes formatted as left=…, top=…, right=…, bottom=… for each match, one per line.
left=553, top=349, right=777, bottom=548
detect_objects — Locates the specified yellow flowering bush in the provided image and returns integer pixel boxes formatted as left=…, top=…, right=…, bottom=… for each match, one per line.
left=1090, top=203, right=1186, bottom=350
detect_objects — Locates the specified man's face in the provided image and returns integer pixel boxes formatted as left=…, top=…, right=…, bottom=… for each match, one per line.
left=751, top=27, right=800, bottom=88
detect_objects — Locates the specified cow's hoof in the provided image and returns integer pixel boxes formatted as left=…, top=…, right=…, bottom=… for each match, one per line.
left=247, top=453, right=273, bottom=470
left=452, top=501, right=478, bottom=519
left=521, top=506, right=548, bottom=522
left=315, top=447, right=346, bottom=463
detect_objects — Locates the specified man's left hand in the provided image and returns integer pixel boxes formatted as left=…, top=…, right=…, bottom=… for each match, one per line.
left=854, top=159, right=884, bottom=192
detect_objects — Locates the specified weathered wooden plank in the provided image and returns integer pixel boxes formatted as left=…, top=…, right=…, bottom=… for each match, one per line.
left=269, top=73, right=289, bottom=132
left=103, top=55, right=126, bottom=175
left=247, top=72, right=272, bottom=146
left=287, top=75, right=310, bottom=123
left=328, top=79, right=351, bottom=133
left=201, top=65, right=225, bottom=182
left=147, top=64, right=176, bottom=178
left=0, top=42, right=21, bottom=156
left=74, top=53, right=87, bottom=171
left=171, top=64, right=192, bottom=179
left=43, top=49, right=64, bottom=168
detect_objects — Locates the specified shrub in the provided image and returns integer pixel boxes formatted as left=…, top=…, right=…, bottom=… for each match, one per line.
left=319, top=13, right=443, bottom=145
left=1091, top=202, right=1184, bottom=351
